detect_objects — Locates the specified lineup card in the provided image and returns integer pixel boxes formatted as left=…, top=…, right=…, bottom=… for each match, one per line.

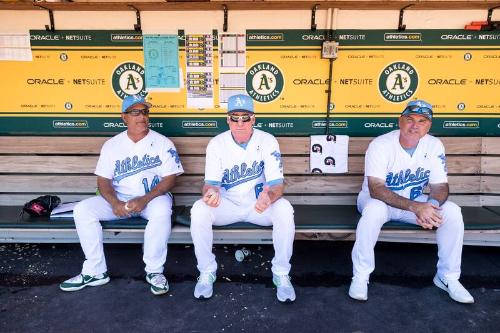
left=219, top=33, right=246, bottom=107
left=185, top=34, right=214, bottom=109
left=143, top=34, right=180, bottom=91
left=0, top=33, right=32, bottom=61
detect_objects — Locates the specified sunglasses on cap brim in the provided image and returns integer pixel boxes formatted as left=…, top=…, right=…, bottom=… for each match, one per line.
left=402, top=105, right=432, bottom=118
left=124, top=108, right=150, bottom=116
left=228, top=114, right=254, bottom=122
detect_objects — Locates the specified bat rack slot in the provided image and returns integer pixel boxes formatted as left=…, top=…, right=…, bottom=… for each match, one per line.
left=129, top=5, right=142, bottom=33
left=34, top=4, right=55, bottom=32
left=398, top=4, right=414, bottom=31
left=311, top=4, right=319, bottom=31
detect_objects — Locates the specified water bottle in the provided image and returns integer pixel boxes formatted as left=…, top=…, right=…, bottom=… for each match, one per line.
left=235, top=249, right=251, bottom=262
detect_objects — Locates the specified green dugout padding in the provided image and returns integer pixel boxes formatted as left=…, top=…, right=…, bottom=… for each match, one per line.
left=0, top=206, right=151, bottom=229
left=1, top=205, right=499, bottom=230
left=485, top=206, right=500, bottom=217
left=175, top=205, right=500, bottom=230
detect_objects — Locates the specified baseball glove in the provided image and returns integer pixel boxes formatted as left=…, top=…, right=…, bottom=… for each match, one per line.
left=22, top=195, right=61, bottom=217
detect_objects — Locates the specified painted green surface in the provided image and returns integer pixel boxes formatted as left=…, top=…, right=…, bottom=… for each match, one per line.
left=246, top=29, right=500, bottom=47
left=1, top=116, right=498, bottom=136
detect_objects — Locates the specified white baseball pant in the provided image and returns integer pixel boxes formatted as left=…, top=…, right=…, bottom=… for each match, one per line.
left=190, top=197, right=295, bottom=275
left=352, top=192, right=464, bottom=281
left=73, top=194, right=173, bottom=276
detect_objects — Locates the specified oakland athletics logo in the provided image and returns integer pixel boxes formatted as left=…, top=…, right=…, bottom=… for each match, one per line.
left=112, top=62, right=147, bottom=99
left=378, top=61, right=418, bottom=103
left=246, top=62, right=284, bottom=103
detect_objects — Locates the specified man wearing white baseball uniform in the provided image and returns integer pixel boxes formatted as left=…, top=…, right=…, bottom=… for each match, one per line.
left=60, top=95, right=183, bottom=295
left=349, top=99, right=474, bottom=304
left=190, top=94, right=296, bottom=302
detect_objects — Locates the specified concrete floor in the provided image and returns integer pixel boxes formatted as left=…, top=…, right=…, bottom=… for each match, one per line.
left=1, top=241, right=500, bottom=332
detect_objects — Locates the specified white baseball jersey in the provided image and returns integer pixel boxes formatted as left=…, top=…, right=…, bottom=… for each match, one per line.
left=360, top=130, right=448, bottom=200
left=95, top=130, right=183, bottom=199
left=205, top=129, right=284, bottom=206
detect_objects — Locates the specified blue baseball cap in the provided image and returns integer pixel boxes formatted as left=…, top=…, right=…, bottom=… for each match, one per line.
left=401, top=99, right=433, bottom=120
left=122, top=95, right=152, bottom=113
left=227, top=94, right=254, bottom=113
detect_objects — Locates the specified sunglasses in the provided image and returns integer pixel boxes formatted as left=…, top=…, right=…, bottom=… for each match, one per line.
left=124, top=108, right=150, bottom=116
left=402, top=105, right=432, bottom=118
left=229, top=114, right=253, bottom=122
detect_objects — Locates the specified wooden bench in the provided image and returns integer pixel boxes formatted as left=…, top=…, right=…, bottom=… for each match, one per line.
left=0, top=136, right=499, bottom=245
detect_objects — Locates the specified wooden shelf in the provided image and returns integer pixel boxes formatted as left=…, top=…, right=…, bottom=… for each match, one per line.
left=1, top=1, right=500, bottom=11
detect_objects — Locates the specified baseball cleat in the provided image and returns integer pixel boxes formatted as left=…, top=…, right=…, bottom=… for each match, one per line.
left=194, top=272, right=216, bottom=299
left=348, top=277, right=368, bottom=301
left=273, top=274, right=296, bottom=303
left=146, top=273, right=169, bottom=295
left=59, top=272, right=110, bottom=292
left=433, top=274, right=474, bottom=304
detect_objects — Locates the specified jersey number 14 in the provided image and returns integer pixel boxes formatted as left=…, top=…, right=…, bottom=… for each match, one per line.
left=142, top=176, right=160, bottom=193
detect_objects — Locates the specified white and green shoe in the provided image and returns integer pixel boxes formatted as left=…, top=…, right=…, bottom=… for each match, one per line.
left=194, top=272, right=216, bottom=299
left=146, top=273, right=169, bottom=295
left=273, top=274, right=296, bottom=303
left=59, top=272, right=110, bottom=292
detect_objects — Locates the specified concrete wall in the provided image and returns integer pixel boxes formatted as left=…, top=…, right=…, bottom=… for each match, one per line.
left=1, top=9, right=498, bottom=33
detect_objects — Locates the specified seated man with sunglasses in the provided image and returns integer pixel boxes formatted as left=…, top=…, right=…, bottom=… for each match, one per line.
left=190, top=94, right=296, bottom=303
left=60, top=95, right=183, bottom=295
left=348, top=99, right=474, bottom=304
